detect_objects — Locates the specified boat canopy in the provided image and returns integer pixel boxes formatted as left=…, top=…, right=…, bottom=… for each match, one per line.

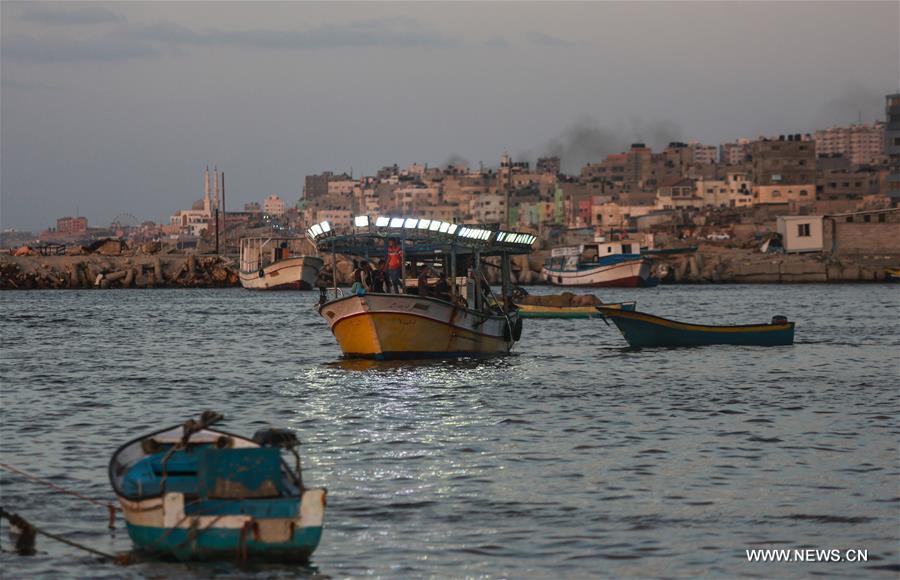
left=306, top=215, right=537, bottom=257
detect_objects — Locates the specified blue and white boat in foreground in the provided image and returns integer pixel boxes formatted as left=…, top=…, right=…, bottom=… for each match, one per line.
left=109, top=412, right=326, bottom=562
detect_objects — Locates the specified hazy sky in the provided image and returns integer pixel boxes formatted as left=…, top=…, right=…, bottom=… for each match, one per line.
left=2, top=1, right=898, bottom=232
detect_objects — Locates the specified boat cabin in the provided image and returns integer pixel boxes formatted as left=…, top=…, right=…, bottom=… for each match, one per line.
left=239, top=237, right=313, bottom=273
left=307, top=215, right=536, bottom=311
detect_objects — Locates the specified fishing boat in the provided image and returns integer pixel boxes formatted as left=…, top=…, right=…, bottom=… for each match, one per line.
left=109, top=412, right=326, bottom=562
left=239, top=237, right=324, bottom=290
left=307, top=216, right=536, bottom=359
left=542, top=240, right=656, bottom=287
left=517, top=301, right=636, bottom=319
left=596, top=307, right=795, bottom=347
left=885, top=267, right=900, bottom=282
left=512, top=288, right=636, bottom=318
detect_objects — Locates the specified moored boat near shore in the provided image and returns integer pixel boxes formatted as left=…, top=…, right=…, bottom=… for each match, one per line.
left=542, top=240, right=656, bottom=287
left=308, top=216, right=535, bottom=359
left=596, top=307, right=795, bottom=347
left=239, top=237, right=323, bottom=290
left=109, top=412, right=326, bottom=562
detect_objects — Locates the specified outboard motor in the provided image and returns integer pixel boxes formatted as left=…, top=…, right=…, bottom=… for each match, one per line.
left=252, top=428, right=304, bottom=490
left=771, top=315, right=788, bottom=325
left=252, top=428, right=300, bottom=449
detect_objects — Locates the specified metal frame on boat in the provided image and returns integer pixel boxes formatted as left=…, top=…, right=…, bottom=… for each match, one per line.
left=307, top=216, right=536, bottom=359
left=596, top=307, right=795, bottom=347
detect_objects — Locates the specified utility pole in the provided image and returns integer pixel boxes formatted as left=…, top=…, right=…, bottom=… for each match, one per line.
left=214, top=166, right=220, bottom=256
left=221, top=171, right=226, bottom=256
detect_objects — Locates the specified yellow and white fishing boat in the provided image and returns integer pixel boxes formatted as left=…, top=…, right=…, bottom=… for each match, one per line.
left=307, top=216, right=537, bottom=359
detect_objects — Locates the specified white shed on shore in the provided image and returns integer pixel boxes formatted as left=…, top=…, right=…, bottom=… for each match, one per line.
left=777, top=215, right=824, bottom=253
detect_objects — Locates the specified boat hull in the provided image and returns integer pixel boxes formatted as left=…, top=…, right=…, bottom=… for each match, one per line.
left=597, top=308, right=795, bottom=347
left=117, top=488, right=326, bottom=562
left=239, top=256, right=324, bottom=291
left=517, top=301, right=636, bottom=319
left=319, top=294, right=516, bottom=359
left=542, top=259, right=653, bottom=287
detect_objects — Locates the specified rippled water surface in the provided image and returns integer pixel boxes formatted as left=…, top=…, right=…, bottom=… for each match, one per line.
left=1, top=285, right=898, bottom=578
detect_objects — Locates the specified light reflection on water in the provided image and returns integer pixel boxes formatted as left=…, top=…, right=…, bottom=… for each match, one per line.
left=0, top=284, right=898, bottom=577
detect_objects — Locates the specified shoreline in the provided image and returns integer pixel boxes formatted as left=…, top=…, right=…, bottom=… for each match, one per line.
left=2, top=246, right=897, bottom=290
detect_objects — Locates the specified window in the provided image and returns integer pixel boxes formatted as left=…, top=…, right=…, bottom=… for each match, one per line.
left=797, top=223, right=811, bottom=237
left=878, top=213, right=886, bottom=223
left=799, top=190, right=808, bottom=196
left=846, top=216, right=853, bottom=223
left=864, top=215, right=871, bottom=223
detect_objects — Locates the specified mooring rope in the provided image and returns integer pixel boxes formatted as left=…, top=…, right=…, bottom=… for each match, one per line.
left=0, top=463, right=119, bottom=529
left=0, top=507, right=128, bottom=564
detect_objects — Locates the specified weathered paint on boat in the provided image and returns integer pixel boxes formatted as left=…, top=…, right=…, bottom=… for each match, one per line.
left=542, top=258, right=654, bottom=287
left=239, top=256, right=324, bottom=291
left=319, top=293, right=517, bottom=359
left=517, top=301, right=637, bottom=319
left=110, top=425, right=326, bottom=562
left=596, top=307, right=795, bottom=347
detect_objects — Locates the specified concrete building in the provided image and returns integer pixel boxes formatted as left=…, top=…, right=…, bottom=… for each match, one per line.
left=720, top=139, right=751, bottom=165
left=885, top=94, right=900, bottom=201
left=777, top=215, right=824, bottom=253
left=825, top=207, right=900, bottom=254
left=756, top=184, right=816, bottom=205
left=263, top=195, right=286, bottom=216
left=56, top=216, right=88, bottom=234
left=536, top=156, right=561, bottom=175
left=751, top=135, right=815, bottom=185
left=815, top=123, right=885, bottom=166
left=690, top=142, right=718, bottom=165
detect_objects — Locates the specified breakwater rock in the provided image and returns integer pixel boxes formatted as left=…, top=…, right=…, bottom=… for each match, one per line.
left=0, top=254, right=239, bottom=290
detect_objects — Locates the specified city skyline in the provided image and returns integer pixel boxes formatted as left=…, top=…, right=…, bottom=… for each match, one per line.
left=2, top=1, right=898, bottom=232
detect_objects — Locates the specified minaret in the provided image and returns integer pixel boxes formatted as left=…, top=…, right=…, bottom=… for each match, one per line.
left=203, top=166, right=211, bottom=217
left=213, top=165, right=220, bottom=210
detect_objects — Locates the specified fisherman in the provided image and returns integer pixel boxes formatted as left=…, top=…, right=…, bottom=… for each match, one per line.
left=386, top=239, right=403, bottom=294
left=371, top=260, right=386, bottom=293
left=350, top=260, right=366, bottom=296
left=417, top=266, right=431, bottom=297
left=434, top=270, right=450, bottom=301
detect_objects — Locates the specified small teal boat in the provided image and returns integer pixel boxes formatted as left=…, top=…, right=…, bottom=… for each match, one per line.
left=596, top=307, right=795, bottom=347
left=109, top=412, right=326, bottom=562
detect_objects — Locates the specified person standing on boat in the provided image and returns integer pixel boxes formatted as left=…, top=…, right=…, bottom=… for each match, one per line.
left=371, top=260, right=386, bottom=293
left=417, top=266, right=431, bottom=297
left=386, top=239, right=403, bottom=294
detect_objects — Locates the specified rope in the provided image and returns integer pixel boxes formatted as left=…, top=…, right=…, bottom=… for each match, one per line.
left=0, top=507, right=127, bottom=564
left=0, top=463, right=118, bottom=529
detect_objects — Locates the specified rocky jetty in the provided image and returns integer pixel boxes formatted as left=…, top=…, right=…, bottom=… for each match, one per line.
left=0, top=252, right=238, bottom=290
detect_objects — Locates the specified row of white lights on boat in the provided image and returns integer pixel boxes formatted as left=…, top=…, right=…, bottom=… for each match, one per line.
left=308, top=216, right=536, bottom=246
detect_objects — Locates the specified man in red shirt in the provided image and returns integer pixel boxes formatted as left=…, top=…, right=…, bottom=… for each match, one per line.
left=386, top=239, right=403, bottom=293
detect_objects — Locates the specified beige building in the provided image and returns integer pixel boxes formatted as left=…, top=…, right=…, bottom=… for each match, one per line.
left=264, top=195, right=286, bottom=216
left=815, top=123, right=885, bottom=166
left=777, top=215, right=824, bottom=253
left=757, top=184, right=816, bottom=205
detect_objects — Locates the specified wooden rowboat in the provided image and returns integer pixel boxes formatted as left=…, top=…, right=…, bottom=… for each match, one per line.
left=596, top=307, right=795, bottom=347
left=517, top=301, right=636, bottom=319
left=109, top=412, right=326, bottom=562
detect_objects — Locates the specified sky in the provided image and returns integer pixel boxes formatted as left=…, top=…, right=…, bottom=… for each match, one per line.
left=2, top=1, right=898, bottom=232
